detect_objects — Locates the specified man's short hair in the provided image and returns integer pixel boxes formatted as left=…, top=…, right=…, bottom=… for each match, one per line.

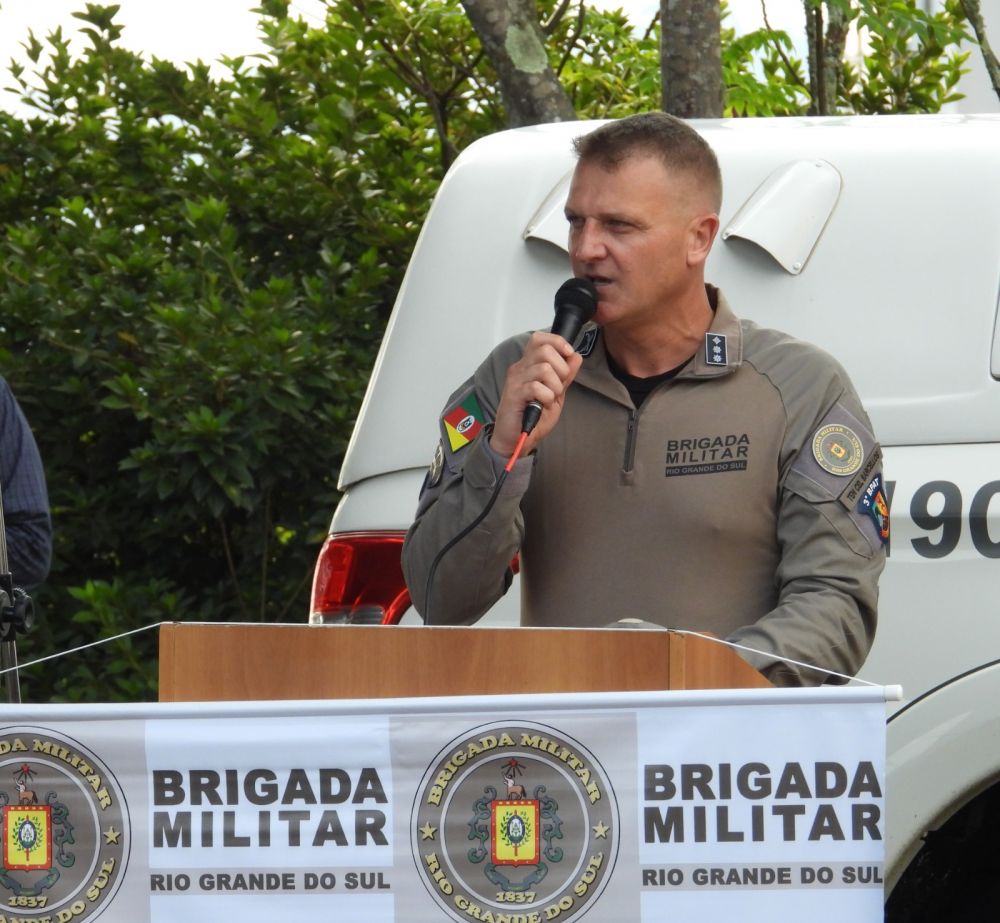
left=572, top=112, right=723, bottom=212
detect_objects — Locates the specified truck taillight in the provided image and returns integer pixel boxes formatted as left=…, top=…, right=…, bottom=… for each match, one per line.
left=309, top=532, right=411, bottom=625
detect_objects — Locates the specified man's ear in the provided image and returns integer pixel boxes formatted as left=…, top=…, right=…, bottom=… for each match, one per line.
left=687, top=212, right=720, bottom=268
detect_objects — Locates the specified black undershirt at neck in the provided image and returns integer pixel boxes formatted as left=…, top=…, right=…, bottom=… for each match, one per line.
left=606, top=350, right=690, bottom=409
left=604, top=287, right=717, bottom=408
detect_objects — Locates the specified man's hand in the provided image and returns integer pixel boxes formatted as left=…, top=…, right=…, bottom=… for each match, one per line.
left=489, top=332, right=583, bottom=458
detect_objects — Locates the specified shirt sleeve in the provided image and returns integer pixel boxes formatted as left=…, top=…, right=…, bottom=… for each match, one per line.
left=0, top=379, right=53, bottom=589
left=401, top=337, right=533, bottom=625
left=727, top=387, right=886, bottom=687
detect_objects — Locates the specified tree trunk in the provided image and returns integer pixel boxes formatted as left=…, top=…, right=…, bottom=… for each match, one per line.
left=961, top=0, right=1000, bottom=105
left=460, top=0, right=577, bottom=127
left=804, top=0, right=849, bottom=115
left=660, top=0, right=723, bottom=118
left=822, top=2, right=849, bottom=113
left=804, top=0, right=824, bottom=114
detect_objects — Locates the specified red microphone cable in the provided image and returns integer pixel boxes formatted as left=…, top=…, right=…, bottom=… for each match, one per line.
left=505, top=431, right=529, bottom=472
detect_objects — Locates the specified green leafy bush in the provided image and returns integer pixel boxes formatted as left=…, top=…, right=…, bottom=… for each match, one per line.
left=1, top=2, right=433, bottom=700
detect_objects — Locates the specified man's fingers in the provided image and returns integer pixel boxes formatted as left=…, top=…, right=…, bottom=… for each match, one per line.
left=490, top=336, right=584, bottom=457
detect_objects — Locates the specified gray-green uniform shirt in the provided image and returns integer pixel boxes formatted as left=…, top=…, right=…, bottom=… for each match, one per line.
left=402, top=290, right=886, bottom=686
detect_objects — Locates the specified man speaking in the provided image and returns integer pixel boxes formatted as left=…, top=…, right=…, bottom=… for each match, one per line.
left=402, top=113, right=887, bottom=687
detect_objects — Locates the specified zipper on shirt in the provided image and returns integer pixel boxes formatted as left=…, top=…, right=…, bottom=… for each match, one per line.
left=621, top=378, right=675, bottom=477
left=623, top=409, right=637, bottom=474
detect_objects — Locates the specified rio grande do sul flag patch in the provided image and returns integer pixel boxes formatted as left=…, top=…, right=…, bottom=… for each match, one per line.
left=442, top=391, right=485, bottom=453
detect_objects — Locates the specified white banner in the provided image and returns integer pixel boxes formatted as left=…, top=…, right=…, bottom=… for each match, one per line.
left=0, top=687, right=886, bottom=922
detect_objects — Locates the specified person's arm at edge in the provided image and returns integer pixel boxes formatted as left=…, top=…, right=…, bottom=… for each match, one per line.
left=0, top=378, right=52, bottom=589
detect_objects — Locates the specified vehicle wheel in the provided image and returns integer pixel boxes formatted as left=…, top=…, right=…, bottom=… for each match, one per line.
left=886, top=782, right=1000, bottom=921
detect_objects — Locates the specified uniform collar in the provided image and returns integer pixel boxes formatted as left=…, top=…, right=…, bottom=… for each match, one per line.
left=677, top=286, right=743, bottom=380
left=574, top=285, right=742, bottom=401
left=573, top=327, right=630, bottom=405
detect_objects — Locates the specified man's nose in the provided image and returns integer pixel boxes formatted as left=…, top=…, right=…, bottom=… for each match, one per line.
left=571, top=219, right=606, bottom=262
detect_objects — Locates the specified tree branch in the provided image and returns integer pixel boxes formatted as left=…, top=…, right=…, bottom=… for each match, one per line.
left=642, top=11, right=658, bottom=43
left=761, top=0, right=809, bottom=92
left=218, top=517, right=251, bottom=621
left=258, top=488, right=270, bottom=621
left=542, top=0, right=575, bottom=37
left=444, top=48, right=486, bottom=98
left=555, top=1, right=587, bottom=77
left=961, top=0, right=1000, bottom=104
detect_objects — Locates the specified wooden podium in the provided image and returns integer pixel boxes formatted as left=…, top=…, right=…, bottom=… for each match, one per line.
left=158, top=622, right=771, bottom=701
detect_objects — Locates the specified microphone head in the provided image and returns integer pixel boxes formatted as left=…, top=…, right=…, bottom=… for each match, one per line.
left=522, top=277, right=599, bottom=435
left=550, top=277, right=598, bottom=346
left=554, top=277, right=598, bottom=319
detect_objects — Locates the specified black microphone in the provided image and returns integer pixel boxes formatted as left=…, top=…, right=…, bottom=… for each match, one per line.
left=521, top=277, right=598, bottom=434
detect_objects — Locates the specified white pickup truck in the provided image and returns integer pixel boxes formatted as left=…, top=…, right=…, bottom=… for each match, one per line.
left=310, top=113, right=1000, bottom=916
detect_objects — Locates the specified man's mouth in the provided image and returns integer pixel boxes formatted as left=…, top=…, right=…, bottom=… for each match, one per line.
left=586, top=274, right=613, bottom=288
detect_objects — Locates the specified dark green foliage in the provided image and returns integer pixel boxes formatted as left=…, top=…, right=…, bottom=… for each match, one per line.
left=1, top=2, right=440, bottom=701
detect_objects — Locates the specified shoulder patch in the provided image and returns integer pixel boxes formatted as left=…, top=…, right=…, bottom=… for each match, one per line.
left=858, top=472, right=890, bottom=545
left=786, top=400, right=885, bottom=555
left=812, top=423, right=864, bottom=477
left=441, top=390, right=485, bottom=453
left=790, top=400, right=880, bottom=505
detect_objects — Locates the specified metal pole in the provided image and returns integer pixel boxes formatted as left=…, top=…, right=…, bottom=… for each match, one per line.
left=0, top=635, right=21, bottom=704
